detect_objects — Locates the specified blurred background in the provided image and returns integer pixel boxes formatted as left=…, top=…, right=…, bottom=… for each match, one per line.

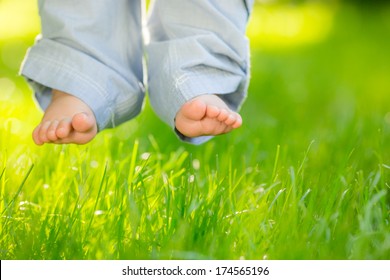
left=1, top=0, right=390, bottom=261
left=1, top=0, right=390, bottom=148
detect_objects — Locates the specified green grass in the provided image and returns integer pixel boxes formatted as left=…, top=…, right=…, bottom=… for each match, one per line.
left=1, top=2, right=390, bottom=260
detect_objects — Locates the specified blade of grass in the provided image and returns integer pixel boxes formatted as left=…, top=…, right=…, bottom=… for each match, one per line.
left=1, top=164, right=34, bottom=216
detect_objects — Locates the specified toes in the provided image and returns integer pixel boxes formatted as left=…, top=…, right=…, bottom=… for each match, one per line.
left=224, top=114, right=237, bottom=126
left=201, top=120, right=227, bottom=135
left=31, top=90, right=97, bottom=145
left=56, top=131, right=96, bottom=145
left=47, top=120, right=60, bottom=141
left=175, top=99, right=207, bottom=135
left=217, top=109, right=230, bottom=122
left=38, top=121, right=51, bottom=143
left=32, top=124, right=43, bottom=145
left=175, top=94, right=243, bottom=138
left=181, top=99, right=207, bottom=121
left=232, top=114, right=243, bottom=128
left=206, top=105, right=220, bottom=118
left=56, top=118, right=72, bottom=139
left=222, top=112, right=242, bottom=128
left=217, top=123, right=229, bottom=135
left=72, top=112, right=96, bottom=133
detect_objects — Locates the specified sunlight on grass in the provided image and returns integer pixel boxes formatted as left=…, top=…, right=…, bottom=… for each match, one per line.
left=0, top=77, right=40, bottom=144
left=248, top=2, right=336, bottom=49
left=0, top=0, right=40, bottom=40
left=0, top=0, right=41, bottom=145
left=0, top=78, right=15, bottom=100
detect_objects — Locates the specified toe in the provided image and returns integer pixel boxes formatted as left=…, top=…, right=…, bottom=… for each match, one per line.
left=206, top=105, right=220, bottom=118
left=56, top=118, right=72, bottom=139
left=32, top=124, right=44, bottom=145
left=38, top=121, right=51, bottom=143
left=225, top=114, right=237, bottom=126
left=72, top=112, right=96, bottom=133
left=182, top=99, right=207, bottom=121
left=47, top=120, right=60, bottom=141
left=232, top=114, right=243, bottom=128
left=217, top=109, right=230, bottom=122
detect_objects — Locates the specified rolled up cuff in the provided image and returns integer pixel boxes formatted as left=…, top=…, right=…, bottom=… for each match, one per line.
left=20, top=38, right=144, bottom=131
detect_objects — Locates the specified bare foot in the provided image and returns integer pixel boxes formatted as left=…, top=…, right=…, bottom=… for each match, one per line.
left=32, top=90, right=97, bottom=145
left=175, top=94, right=242, bottom=138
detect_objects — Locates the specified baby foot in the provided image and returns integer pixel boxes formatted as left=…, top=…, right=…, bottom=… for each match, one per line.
left=175, top=94, right=242, bottom=138
left=32, top=90, right=97, bottom=145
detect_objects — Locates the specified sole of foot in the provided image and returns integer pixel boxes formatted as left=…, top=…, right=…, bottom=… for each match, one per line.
left=175, top=94, right=242, bottom=138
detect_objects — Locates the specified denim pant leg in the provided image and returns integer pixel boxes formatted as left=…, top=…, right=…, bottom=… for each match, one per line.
left=20, top=0, right=144, bottom=131
left=146, top=0, right=253, bottom=144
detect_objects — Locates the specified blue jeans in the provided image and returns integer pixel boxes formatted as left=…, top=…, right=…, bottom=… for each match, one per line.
left=21, top=0, right=253, bottom=144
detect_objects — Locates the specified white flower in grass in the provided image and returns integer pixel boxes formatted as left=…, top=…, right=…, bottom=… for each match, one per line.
left=19, top=201, right=41, bottom=211
left=94, top=210, right=105, bottom=216
left=162, top=173, right=169, bottom=185
left=255, top=186, right=265, bottom=193
left=90, top=160, right=99, bottom=168
left=188, top=174, right=195, bottom=183
left=192, top=159, right=200, bottom=170
left=141, top=152, right=151, bottom=160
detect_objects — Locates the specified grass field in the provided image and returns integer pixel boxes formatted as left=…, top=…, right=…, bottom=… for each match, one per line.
left=1, top=1, right=390, bottom=260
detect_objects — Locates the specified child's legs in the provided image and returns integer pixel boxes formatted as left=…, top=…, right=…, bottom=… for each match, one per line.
left=146, top=0, right=253, bottom=144
left=21, top=0, right=144, bottom=138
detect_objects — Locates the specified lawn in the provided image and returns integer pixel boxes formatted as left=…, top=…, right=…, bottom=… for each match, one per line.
left=1, top=0, right=390, bottom=260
